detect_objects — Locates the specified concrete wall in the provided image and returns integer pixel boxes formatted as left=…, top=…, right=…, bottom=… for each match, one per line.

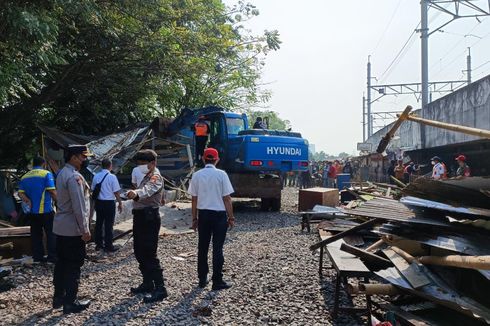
left=365, top=74, right=490, bottom=152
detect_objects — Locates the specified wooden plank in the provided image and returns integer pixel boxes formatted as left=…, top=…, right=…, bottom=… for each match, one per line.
left=0, top=227, right=30, bottom=237
left=0, top=220, right=14, bottom=228
left=326, top=246, right=370, bottom=273
left=310, top=218, right=382, bottom=251
left=383, top=249, right=431, bottom=289
left=340, top=243, right=392, bottom=268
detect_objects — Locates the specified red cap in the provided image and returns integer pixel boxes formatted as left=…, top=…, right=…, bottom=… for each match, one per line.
left=455, top=154, right=466, bottom=161
left=203, top=148, right=219, bottom=161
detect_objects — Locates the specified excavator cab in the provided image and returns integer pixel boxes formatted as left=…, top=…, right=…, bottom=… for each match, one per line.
left=204, top=111, right=248, bottom=169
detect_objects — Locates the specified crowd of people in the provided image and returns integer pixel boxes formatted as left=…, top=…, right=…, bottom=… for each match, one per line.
left=16, top=145, right=235, bottom=314
left=386, top=153, right=471, bottom=184
left=281, top=159, right=354, bottom=189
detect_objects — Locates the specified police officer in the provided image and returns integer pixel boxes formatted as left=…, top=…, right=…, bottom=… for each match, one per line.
left=193, top=116, right=210, bottom=166
left=188, top=148, right=235, bottom=290
left=126, top=149, right=167, bottom=303
left=52, top=145, right=93, bottom=314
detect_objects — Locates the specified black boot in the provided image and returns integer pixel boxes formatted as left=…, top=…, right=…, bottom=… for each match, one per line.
left=143, top=272, right=167, bottom=303
left=63, top=299, right=91, bottom=314
left=198, top=278, right=208, bottom=288
left=52, top=296, right=64, bottom=309
left=212, top=280, right=231, bottom=291
left=130, top=280, right=154, bottom=294
left=143, top=286, right=168, bottom=303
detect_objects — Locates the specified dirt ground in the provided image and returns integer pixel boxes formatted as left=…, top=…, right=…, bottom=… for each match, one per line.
left=0, top=188, right=365, bottom=325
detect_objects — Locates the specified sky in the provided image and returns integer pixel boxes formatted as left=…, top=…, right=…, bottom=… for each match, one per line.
left=224, top=0, right=490, bottom=155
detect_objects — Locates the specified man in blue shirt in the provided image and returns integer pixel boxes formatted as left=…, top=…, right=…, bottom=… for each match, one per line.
left=18, top=156, right=57, bottom=263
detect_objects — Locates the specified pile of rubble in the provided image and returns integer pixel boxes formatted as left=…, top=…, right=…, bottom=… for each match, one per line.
left=310, top=177, right=490, bottom=325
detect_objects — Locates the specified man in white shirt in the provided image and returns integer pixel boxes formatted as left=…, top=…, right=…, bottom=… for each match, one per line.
left=431, top=156, right=446, bottom=180
left=131, top=166, right=145, bottom=188
left=91, top=159, right=123, bottom=252
left=188, top=148, right=235, bottom=291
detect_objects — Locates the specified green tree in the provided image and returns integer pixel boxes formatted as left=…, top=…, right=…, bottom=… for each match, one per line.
left=338, top=152, right=350, bottom=159
left=312, top=151, right=328, bottom=162
left=0, top=0, right=280, bottom=166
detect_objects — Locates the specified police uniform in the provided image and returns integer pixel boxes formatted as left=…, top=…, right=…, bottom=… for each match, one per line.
left=52, top=147, right=92, bottom=312
left=130, top=164, right=166, bottom=300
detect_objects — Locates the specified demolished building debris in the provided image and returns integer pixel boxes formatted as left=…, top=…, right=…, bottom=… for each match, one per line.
left=310, top=176, right=490, bottom=325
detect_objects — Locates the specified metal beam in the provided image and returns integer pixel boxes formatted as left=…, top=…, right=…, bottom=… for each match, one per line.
left=368, top=80, right=466, bottom=102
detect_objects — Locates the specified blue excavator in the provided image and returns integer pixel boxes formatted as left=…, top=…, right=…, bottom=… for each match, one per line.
left=154, top=106, right=309, bottom=211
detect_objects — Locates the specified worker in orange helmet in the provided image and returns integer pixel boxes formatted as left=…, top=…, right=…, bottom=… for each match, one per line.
left=455, top=155, right=471, bottom=177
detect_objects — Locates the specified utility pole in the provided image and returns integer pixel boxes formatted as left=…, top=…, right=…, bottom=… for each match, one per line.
left=362, top=95, right=366, bottom=142
left=367, top=57, right=372, bottom=138
left=420, top=0, right=429, bottom=148
left=363, top=1, right=489, bottom=147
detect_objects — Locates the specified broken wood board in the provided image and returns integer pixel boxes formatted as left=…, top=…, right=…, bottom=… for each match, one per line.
left=326, top=244, right=370, bottom=274
left=0, top=227, right=30, bottom=237
left=0, top=220, right=14, bottom=228
left=383, top=248, right=431, bottom=289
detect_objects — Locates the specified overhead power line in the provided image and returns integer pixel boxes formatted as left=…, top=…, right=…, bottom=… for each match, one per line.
left=432, top=27, right=490, bottom=79
left=372, top=0, right=404, bottom=56
left=378, top=21, right=420, bottom=83
left=429, top=18, right=485, bottom=73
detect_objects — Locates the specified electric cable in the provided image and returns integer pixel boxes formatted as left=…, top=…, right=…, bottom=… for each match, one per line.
left=378, top=21, right=420, bottom=83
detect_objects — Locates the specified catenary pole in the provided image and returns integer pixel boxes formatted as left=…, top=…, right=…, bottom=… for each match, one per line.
left=367, top=57, right=372, bottom=138
left=362, top=95, right=366, bottom=142
left=420, top=0, right=429, bottom=148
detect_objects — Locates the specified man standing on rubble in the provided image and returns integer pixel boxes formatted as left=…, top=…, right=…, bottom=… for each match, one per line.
left=18, top=156, right=57, bottom=263
left=52, top=145, right=93, bottom=314
left=188, top=148, right=235, bottom=291
left=455, top=155, right=471, bottom=177
left=126, top=149, right=167, bottom=303
left=431, top=156, right=446, bottom=180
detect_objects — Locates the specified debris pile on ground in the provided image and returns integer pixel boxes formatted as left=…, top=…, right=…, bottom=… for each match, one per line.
left=310, top=177, right=490, bottom=325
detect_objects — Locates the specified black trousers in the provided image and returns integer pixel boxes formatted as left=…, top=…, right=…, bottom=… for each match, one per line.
left=197, top=210, right=228, bottom=283
left=133, top=208, right=164, bottom=286
left=94, top=200, right=116, bottom=248
left=53, top=235, right=86, bottom=304
left=29, top=212, right=56, bottom=261
left=195, top=136, right=208, bottom=162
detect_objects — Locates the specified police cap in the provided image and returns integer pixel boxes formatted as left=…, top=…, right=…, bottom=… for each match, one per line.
left=134, top=149, right=158, bottom=162
left=67, top=145, right=94, bottom=157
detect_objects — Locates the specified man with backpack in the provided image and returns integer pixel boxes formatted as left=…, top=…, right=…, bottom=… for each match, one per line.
left=91, top=158, right=122, bottom=252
